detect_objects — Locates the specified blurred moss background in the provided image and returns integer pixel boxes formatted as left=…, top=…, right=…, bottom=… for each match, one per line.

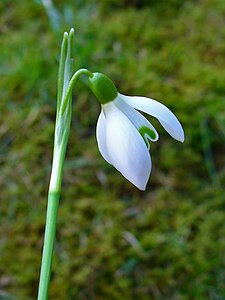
left=0, top=0, right=225, bottom=299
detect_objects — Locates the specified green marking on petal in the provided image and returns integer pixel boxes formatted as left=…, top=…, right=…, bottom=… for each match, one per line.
left=139, top=126, right=157, bottom=140
left=139, top=126, right=157, bottom=148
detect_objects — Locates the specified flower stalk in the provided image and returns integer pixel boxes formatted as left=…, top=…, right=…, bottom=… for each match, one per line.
left=37, top=29, right=75, bottom=300
left=37, top=29, right=94, bottom=300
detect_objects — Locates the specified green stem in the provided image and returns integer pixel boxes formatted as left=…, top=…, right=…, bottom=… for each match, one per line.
left=37, top=29, right=74, bottom=299
left=37, top=30, right=93, bottom=300
left=61, top=68, right=93, bottom=115
left=37, top=191, right=59, bottom=300
left=37, top=145, right=66, bottom=300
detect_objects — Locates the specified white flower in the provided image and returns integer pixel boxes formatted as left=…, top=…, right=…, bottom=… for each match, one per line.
left=88, top=72, right=184, bottom=190
left=96, top=93, right=184, bottom=190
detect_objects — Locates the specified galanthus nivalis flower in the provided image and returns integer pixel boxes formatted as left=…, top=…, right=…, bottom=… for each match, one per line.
left=88, top=73, right=184, bottom=190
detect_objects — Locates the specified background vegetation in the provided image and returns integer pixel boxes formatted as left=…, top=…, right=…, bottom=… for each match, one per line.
left=0, top=0, right=225, bottom=299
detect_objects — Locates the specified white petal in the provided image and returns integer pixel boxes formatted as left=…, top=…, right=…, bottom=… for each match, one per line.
left=119, top=93, right=184, bottom=142
left=114, top=97, right=159, bottom=143
left=96, top=110, right=112, bottom=164
left=103, top=102, right=151, bottom=190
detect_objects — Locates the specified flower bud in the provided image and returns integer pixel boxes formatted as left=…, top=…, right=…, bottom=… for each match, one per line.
left=88, top=73, right=118, bottom=104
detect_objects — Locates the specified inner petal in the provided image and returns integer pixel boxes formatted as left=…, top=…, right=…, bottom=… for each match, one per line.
left=114, top=97, right=159, bottom=146
left=139, top=126, right=157, bottom=150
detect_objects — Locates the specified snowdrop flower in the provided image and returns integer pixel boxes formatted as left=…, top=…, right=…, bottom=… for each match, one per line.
left=89, top=73, right=184, bottom=190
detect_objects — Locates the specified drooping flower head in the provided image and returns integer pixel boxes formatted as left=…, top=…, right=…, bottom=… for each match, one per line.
left=88, top=73, right=184, bottom=190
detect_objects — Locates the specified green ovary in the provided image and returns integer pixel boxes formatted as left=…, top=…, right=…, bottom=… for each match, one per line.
left=88, top=73, right=118, bottom=104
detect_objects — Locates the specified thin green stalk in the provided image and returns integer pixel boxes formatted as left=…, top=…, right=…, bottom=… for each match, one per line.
left=60, top=68, right=93, bottom=115
left=37, top=140, right=67, bottom=300
left=37, top=29, right=74, bottom=300
left=37, top=28, right=93, bottom=300
left=37, top=191, right=59, bottom=300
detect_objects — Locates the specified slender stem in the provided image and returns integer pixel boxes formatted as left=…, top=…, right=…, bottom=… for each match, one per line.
left=37, top=30, right=93, bottom=300
left=37, top=191, right=59, bottom=300
left=61, top=68, right=93, bottom=115
left=37, top=144, right=66, bottom=300
left=37, top=29, right=75, bottom=300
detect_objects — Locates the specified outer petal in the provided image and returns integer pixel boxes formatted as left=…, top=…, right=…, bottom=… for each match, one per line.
left=96, top=110, right=112, bottom=164
left=119, top=93, right=184, bottom=142
left=103, top=102, right=151, bottom=190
